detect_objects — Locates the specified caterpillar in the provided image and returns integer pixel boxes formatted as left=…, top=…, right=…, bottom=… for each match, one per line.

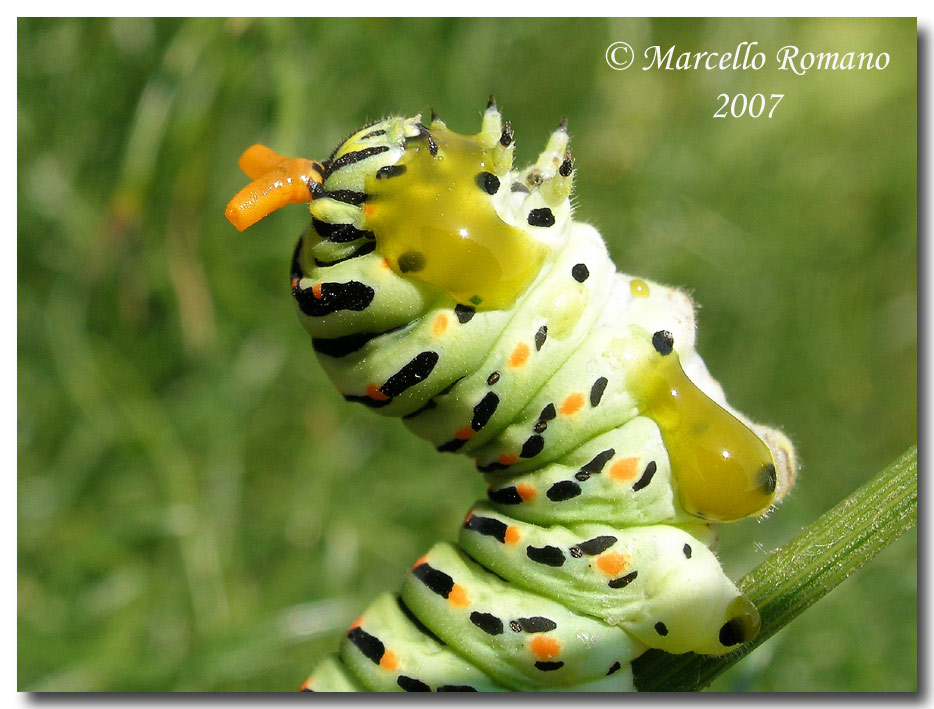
left=226, top=100, right=797, bottom=692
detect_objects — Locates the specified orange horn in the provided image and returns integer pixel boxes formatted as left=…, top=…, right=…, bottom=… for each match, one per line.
left=225, top=144, right=325, bottom=232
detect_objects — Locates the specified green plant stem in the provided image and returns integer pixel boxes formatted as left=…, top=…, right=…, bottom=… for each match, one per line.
left=632, top=445, right=918, bottom=692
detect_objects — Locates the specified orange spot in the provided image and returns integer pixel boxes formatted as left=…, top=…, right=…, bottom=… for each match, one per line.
left=559, top=392, right=585, bottom=416
left=448, top=584, right=470, bottom=607
left=349, top=616, right=364, bottom=630
left=380, top=258, right=391, bottom=269
left=609, top=457, right=639, bottom=482
left=508, top=342, right=530, bottom=368
left=464, top=510, right=474, bottom=524
left=432, top=313, right=449, bottom=337
left=291, top=277, right=300, bottom=290
left=299, top=678, right=312, bottom=691
left=455, top=426, right=475, bottom=440
left=412, top=555, right=429, bottom=570
left=364, top=204, right=376, bottom=218
left=498, top=453, right=518, bottom=466
left=596, top=551, right=630, bottom=577
left=504, top=526, right=521, bottom=545
left=379, top=650, right=399, bottom=671
left=516, top=483, right=537, bottom=502
left=366, top=383, right=390, bottom=401
left=529, top=635, right=562, bottom=660
left=312, top=283, right=323, bottom=300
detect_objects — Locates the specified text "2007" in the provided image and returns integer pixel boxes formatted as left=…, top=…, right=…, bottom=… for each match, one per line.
left=714, top=93, right=784, bottom=118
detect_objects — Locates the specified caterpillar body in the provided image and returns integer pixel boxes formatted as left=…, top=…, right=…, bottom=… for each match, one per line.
left=226, top=101, right=796, bottom=692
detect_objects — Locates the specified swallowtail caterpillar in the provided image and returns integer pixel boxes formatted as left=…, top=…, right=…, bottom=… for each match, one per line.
left=226, top=100, right=797, bottom=692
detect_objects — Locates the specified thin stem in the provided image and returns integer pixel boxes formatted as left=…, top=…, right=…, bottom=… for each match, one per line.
left=632, top=445, right=918, bottom=692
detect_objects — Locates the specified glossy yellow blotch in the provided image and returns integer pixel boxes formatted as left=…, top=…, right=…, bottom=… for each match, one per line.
left=225, top=144, right=325, bottom=232
left=629, top=332, right=777, bottom=521
left=630, top=278, right=650, bottom=298
left=363, top=125, right=547, bottom=310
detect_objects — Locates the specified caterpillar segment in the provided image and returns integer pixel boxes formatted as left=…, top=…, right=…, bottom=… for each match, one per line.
left=226, top=102, right=797, bottom=692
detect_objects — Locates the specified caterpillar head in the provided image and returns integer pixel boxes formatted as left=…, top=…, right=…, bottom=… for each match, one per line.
left=226, top=100, right=575, bottom=310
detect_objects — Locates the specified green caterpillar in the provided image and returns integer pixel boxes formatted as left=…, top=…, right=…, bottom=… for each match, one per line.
left=226, top=100, right=797, bottom=692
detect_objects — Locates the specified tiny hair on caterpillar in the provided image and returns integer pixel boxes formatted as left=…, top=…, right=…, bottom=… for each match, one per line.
left=225, top=99, right=797, bottom=692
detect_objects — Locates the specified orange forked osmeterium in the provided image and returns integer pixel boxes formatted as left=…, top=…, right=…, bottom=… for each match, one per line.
left=225, top=144, right=325, bottom=232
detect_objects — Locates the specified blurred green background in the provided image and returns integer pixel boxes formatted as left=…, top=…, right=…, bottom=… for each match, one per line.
left=18, top=18, right=916, bottom=691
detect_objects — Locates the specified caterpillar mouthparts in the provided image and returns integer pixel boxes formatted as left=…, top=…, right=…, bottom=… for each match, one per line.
left=227, top=100, right=796, bottom=692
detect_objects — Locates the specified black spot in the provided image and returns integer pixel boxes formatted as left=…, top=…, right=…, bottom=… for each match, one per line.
left=311, top=324, right=403, bottom=358
left=290, top=237, right=304, bottom=281
left=342, top=393, right=393, bottom=409
left=455, top=304, right=476, bottom=323
left=719, top=618, right=747, bottom=646
left=547, top=480, right=582, bottom=502
left=347, top=627, right=384, bottom=664
left=380, top=351, right=439, bottom=398
left=577, top=536, right=617, bottom=555
left=437, top=685, right=478, bottom=692
left=513, top=616, right=557, bottom=633
left=398, top=251, right=426, bottom=273
left=652, top=330, right=674, bottom=356
left=476, top=171, right=500, bottom=195
left=574, top=471, right=590, bottom=482
left=329, top=146, right=390, bottom=172
left=470, top=611, right=504, bottom=635
left=654, top=622, right=669, bottom=636
left=426, top=133, right=438, bottom=156
left=526, top=545, right=565, bottom=567
left=520, top=435, right=545, bottom=458
left=568, top=546, right=583, bottom=558
left=477, top=459, right=510, bottom=473
left=411, top=562, right=454, bottom=598
left=760, top=463, right=777, bottom=493
left=360, top=129, right=387, bottom=140
left=535, top=661, right=565, bottom=672
left=376, top=164, right=406, bottom=179
left=590, top=377, right=608, bottom=407
left=580, top=449, right=615, bottom=474
left=609, top=571, right=638, bottom=589
left=437, top=438, right=467, bottom=453
left=397, top=676, right=430, bottom=692
left=312, top=240, right=376, bottom=267
left=472, top=392, right=500, bottom=431
left=539, top=403, right=557, bottom=421
left=488, top=486, right=521, bottom=505
left=311, top=217, right=373, bottom=243
left=294, top=281, right=375, bottom=317
left=463, top=514, right=508, bottom=543
left=324, top=189, right=368, bottom=205
left=397, top=597, right=444, bottom=644
left=683, top=544, right=692, bottom=559
left=534, top=325, right=548, bottom=351
left=527, top=207, right=556, bottom=227
left=509, top=620, right=522, bottom=633
left=607, top=661, right=622, bottom=676
left=559, top=152, right=574, bottom=177
left=534, top=420, right=548, bottom=433
left=571, top=263, right=590, bottom=282
left=486, top=371, right=500, bottom=385
left=500, top=122, right=514, bottom=146
left=510, top=182, right=530, bottom=193
left=632, top=461, right=658, bottom=491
